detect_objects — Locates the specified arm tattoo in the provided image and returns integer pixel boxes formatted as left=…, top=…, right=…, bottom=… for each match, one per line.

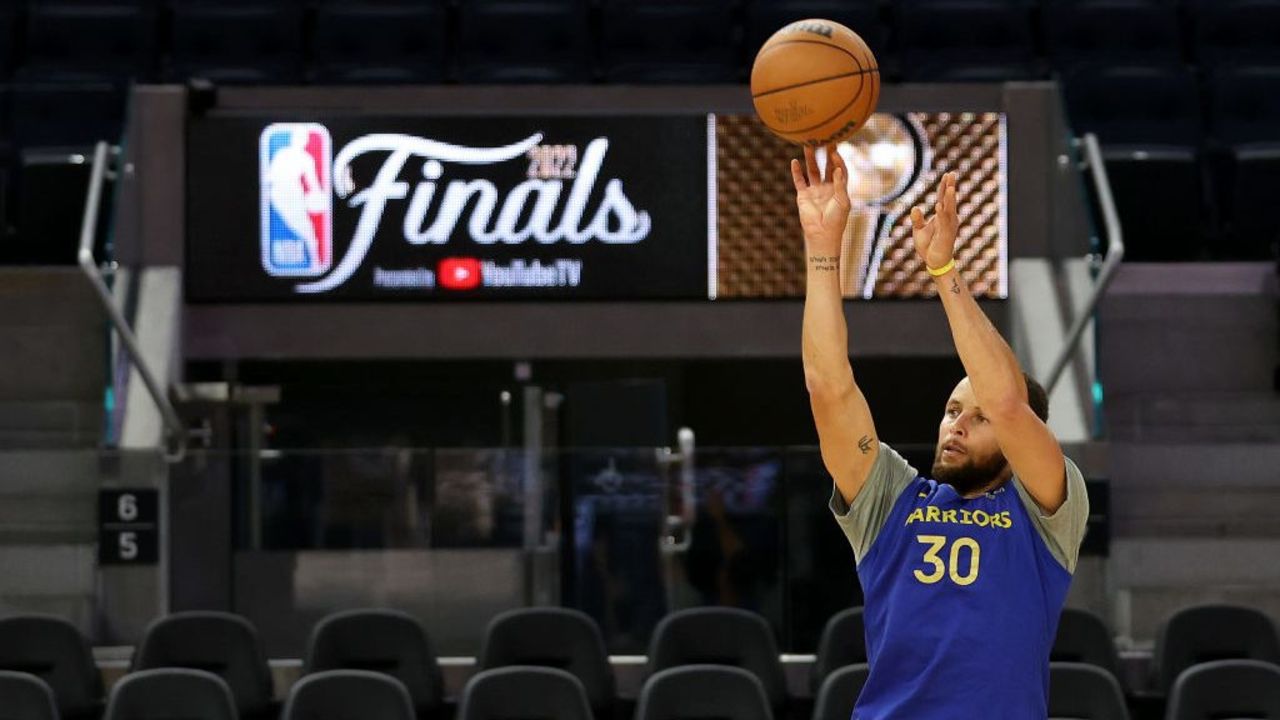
left=858, top=435, right=873, bottom=454
left=950, top=276, right=960, bottom=294
left=809, top=255, right=839, bottom=272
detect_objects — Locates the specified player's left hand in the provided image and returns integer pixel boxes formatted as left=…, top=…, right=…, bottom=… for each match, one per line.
left=909, top=172, right=959, bottom=271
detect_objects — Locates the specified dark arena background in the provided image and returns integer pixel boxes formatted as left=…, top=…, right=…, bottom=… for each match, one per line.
left=1, top=1, right=1278, bottom=719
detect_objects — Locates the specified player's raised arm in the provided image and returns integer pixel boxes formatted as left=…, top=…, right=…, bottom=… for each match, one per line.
left=910, top=173, right=1068, bottom=512
left=794, top=145, right=880, bottom=506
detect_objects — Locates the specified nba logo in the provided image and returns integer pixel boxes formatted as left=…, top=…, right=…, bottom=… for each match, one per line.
left=260, top=123, right=332, bottom=277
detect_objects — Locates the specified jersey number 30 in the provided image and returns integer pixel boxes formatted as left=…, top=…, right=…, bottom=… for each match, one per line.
left=913, top=535, right=981, bottom=586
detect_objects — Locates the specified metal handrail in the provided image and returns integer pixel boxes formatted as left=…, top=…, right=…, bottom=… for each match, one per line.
left=1044, top=133, right=1126, bottom=395
left=76, top=141, right=188, bottom=462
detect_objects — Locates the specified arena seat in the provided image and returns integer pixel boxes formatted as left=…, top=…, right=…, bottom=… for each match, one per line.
left=7, top=82, right=126, bottom=149
left=1155, top=604, right=1280, bottom=695
left=0, top=615, right=102, bottom=720
left=1048, top=662, right=1130, bottom=720
left=1189, top=0, right=1280, bottom=68
left=637, top=665, right=773, bottom=720
left=811, top=607, right=867, bottom=692
left=648, top=607, right=786, bottom=712
left=478, top=608, right=615, bottom=717
left=897, top=0, right=1039, bottom=82
left=599, top=0, right=739, bottom=83
left=310, top=1, right=447, bottom=84
left=304, top=609, right=444, bottom=720
left=459, top=667, right=594, bottom=720
left=1062, top=63, right=1204, bottom=260
left=1166, top=659, right=1280, bottom=720
left=166, top=1, right=304, bottom=84
left=0, top=670, right=59, bottom=720
left=1206, top=65, right=1280, bottom=259
left=283, top=670, right=415, bottom=720
left=1041, top=1, right=1182, bottom=73
left=811, top=664, right=869, bottom=720
left=19, top=2, right=155, bottom=82
left=1052, top=608, right=1121, bottom=679
left=457, top=0, right=594, bottom=83
left=103, top=668, right=236, bottom=720
left=132, top=612, right=274, bottom=720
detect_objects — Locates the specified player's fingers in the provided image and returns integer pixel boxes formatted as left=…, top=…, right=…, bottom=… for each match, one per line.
left=910, top=206, right=925, bottom=230
left=790, top=159, right=808, bottom=192
left=804, top=146, right=820, bottom=185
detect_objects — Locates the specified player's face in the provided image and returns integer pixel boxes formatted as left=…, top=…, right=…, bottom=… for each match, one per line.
left=933, top=377, right=1009, bottom=495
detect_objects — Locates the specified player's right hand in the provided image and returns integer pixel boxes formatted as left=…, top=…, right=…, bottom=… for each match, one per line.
left=791, top=144, right=851, bottom=252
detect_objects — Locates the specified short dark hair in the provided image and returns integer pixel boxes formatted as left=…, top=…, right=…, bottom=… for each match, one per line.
left=1024, top=372, right=1049, bottom=423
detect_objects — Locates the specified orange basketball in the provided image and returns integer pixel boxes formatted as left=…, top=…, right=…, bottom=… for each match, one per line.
left=750, top=19, right=880, bottom=146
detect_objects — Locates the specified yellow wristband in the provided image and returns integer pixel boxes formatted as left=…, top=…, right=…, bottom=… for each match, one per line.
left=927, top=258, right=956, bottom=277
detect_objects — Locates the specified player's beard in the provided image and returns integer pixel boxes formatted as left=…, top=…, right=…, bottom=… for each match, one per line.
left=933, top=448, right=1010, bottom=496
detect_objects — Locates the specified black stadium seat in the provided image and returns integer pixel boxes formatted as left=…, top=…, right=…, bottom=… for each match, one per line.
left=0, top=670, right=59, bottom=720
left=811, top=664, right=870, bottom=720
left=19, top=2, right=156, bottom=82
left=457, top=0, right=594, bottom=83
left=310, top=1, right=447, bottom=84
left=1062, top=63, right=1205, bottom=260
left=459, top=667, right=594, bottom=720
left=132, top=612, right=275, bottom=720
left=1052, top=608, right=1121, bottom=679
left=283, top=670, right=415, bottom=720
left=0, top=615, right=103, bottom=720
left=7, top=82, right=126, bottom=149
left=166, top=1, right=304, bottom=84
left=1206, top=65, right=1280, bottom=258
left=1155, top=604, right=1280, bottom=695
left=600, top=0, right=739, bottom=83
left=103, top=669, right=237, bottom=720
left=1048, top=662, right=1130, bottom=720
left=648, top=607, right=786, bottom=713
left=637, top=666, right=773, bottom=720
left=1042, top=1, right=1182, bottom=73
left=812, top=607, right=867, bottom=692
left=1166, top=659, right=1280, bottom=720
left=897, top=0, right=1039, bottom=82
left=479, top=608, right=615, bottom=717
left=305, top=609, right=444, bottom=720
left=1189, top=0, right=1280, bottom=69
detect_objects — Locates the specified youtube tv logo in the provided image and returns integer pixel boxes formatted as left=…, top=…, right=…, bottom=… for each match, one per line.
left=438, top=257, right=482, bottom=290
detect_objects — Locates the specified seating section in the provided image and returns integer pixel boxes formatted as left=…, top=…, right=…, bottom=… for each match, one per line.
left=0, top=0, right=1277, bottom=261
left=0, top=604, right=1279, bottom=720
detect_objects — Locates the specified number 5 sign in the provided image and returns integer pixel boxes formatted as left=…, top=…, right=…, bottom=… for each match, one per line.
left=98, top=489, right=159, bottom=565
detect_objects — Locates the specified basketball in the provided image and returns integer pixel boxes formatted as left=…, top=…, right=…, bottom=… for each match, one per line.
left=750, top=19, right=880, bottom=146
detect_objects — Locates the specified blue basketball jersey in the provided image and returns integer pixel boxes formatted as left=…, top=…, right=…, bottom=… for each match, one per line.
left=830, top=443, right=1089, bottom=720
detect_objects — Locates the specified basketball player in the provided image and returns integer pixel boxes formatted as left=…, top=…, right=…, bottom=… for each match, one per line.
left=793, top=145, right=1089, bottom=718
